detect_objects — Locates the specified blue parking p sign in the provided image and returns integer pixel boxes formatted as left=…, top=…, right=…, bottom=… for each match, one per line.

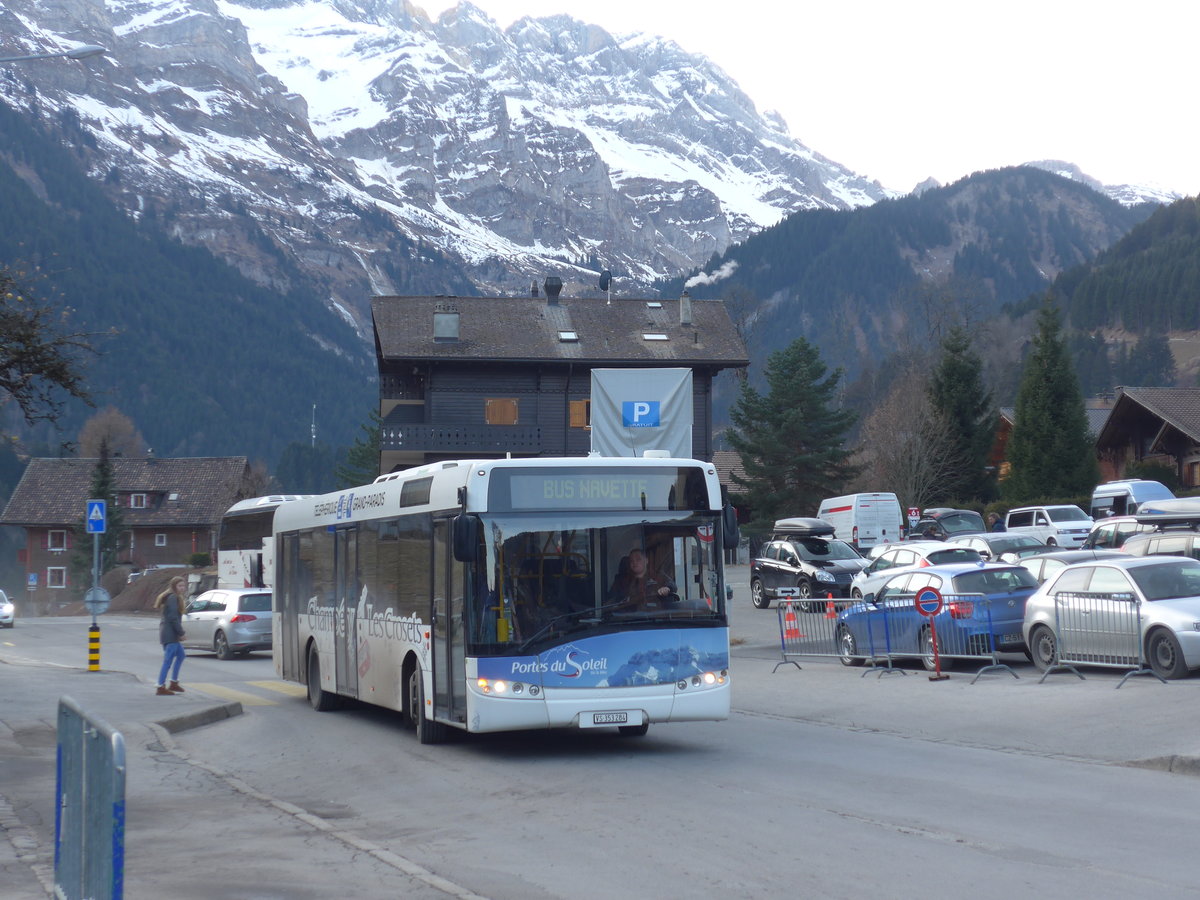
left=86, top=499, right=107, bottom=534
left=622, top=401, right=660, bottom=428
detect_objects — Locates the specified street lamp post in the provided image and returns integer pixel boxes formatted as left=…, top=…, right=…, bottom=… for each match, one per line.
left=0, top=44, right=107, bottom=64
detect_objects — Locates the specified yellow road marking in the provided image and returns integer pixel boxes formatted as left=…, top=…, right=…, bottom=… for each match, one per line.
left=247, top=680, right=308, bottom=698
left=187, top=683, right=275, bottom=706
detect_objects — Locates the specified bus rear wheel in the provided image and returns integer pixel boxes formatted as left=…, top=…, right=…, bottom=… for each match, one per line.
left=306, top=644, right=340, bottom=711
left=408, top=668, right=448, bottom=744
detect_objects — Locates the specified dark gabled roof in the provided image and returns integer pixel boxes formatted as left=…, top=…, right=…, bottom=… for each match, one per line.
left=1001, top=404, right=1111, bottom=439
left=712, top=450, right=747, bottom=495
left=0, top=457, right=249, bottom=528
left=372, top=295, right=749, bottom=368
left=1096, top=387, right=1200, bottom=448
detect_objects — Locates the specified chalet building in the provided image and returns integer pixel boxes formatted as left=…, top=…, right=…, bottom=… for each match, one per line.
left=1, top=456, right=250, bottom=609
left=372, top=284, right=749, bottom=472
left=1095, top=387, right=1200, bottom=486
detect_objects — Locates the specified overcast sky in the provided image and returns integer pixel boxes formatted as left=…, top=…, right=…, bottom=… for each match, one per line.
left=418, top=0, right=1198, bottom=197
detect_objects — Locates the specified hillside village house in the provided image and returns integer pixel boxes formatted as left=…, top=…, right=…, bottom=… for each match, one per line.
left=372, top=284, right=749, bottom=473
left=1, top=456, right=250, bottom=610
left=1095, top=387, right=1200, bottom=486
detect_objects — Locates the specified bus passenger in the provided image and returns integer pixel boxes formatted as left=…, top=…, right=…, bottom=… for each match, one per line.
left=609, top=548, right=676, bottom=611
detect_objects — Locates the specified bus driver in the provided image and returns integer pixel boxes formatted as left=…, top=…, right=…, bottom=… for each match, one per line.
left=609, top=548, right=677, bottom=611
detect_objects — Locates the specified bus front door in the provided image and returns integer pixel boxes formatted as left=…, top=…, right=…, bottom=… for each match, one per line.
left=433, top=520, right=466, bottom=725
left=334, top=527, right=359, bottom=699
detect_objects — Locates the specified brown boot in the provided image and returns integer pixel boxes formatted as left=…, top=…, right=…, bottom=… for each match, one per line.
left=156, top=685, right=174, bottom=696
left=168, top=681, right=185, bottom=693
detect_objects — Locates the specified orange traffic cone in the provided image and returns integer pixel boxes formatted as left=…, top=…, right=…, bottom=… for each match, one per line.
left=783, top=604, right=801, bottom=640
left=825, top=592, right=838, bottom=619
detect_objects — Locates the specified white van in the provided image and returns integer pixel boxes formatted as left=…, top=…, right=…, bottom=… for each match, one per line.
left=816, top=492, right=904, bottom=550
left=1004, top=504, right=1093, bottom=547
left=1089, top=479, right=1174, bottom=519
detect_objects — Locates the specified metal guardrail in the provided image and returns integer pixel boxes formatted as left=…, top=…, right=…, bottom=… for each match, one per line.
left=1038, top=591, right=1166, bottom=688
left=55, top=696, right=126, bottom=900
left=774, top=592, right=1018, bottom=683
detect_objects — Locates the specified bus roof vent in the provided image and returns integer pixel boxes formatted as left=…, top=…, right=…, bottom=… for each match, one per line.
left=642, top=450, right=671, bottom=458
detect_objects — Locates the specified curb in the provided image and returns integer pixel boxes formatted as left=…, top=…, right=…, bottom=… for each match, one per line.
left=154, top=701, right=244, bottom=734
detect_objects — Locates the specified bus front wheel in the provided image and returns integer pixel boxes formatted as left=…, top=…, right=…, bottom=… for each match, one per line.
left=408, top=668, right=448, bottom=744
left=306, top=645, right=340, bottom=712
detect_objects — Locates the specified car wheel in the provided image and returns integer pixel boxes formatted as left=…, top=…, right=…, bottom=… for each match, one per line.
left=750, top=579, right=770, bottom=610
left=306, top=644, right=340, bottom=711
left=215, top=630, right=233, bottom=660
left=1046, top=538, right=1057, bottom=547
left=1028, top=625, right=1056, bottom=672
left=618, top=723, right=650, bottom=737
left=851, top=587, right=863, bottom=600
left=921, top=626, right=955, bottom=672
left=408, top=668, right=448, bottom=744
left=837, top=625, right=864, bottom=667
left=1147, top=628, right=1189, bottom=680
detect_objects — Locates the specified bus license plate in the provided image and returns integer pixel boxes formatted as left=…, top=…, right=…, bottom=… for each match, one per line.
left=583, top=715, right=638, bottom=729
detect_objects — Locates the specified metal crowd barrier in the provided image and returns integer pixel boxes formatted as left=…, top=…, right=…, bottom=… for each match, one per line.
left=56, top=696, right=126, bottom=900
left=1038, top=591, right=1165, bottom=688
left=774, top=592, right=1017, bottom=683
left=773, top=592, right=856, bottom=671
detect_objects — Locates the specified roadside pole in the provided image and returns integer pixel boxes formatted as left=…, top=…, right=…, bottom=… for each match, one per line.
left=84, top=500, right=111, bottom=670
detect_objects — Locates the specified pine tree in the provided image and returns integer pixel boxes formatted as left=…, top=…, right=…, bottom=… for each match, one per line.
left=72, top=439, right=126, bottom=585
left=927, top=325, right=996, bottom=502
left=1004, top=300, right=1098, bottom=502
left=336, top=410, right=382, bottom=488
left=728, top=337, right=861, bottom=535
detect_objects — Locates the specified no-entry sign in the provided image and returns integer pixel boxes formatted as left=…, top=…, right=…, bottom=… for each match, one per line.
left=915, top=586, right=943, bottom=617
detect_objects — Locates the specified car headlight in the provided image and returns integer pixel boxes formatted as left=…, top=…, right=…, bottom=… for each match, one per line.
left=814, top=570, right=836, bottom=582
left=0, top=603, right=12, bottom=615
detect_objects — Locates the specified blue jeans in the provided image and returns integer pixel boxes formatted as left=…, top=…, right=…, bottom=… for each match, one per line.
left=158, top=642, right=185, bottom=686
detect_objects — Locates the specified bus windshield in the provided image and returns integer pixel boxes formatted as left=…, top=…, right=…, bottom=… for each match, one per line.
left=468, top=511, right=726, bottom=656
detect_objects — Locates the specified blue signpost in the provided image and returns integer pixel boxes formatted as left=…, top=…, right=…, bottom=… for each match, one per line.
left=84, top=501, right=110, bottom=671
left=914, top=587, right=948, bottom=680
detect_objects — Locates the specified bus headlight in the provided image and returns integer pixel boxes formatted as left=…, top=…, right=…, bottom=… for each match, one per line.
left=476, top=678, right=534, bottom=696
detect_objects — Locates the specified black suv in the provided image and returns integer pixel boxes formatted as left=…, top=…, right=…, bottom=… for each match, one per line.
left=750, top=518, right=868, bottom=610
left=909, top=508, right=986, bottom=541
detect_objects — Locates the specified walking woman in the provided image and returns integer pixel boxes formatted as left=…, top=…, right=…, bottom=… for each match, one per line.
left=155, top=576, right=188, bottom=695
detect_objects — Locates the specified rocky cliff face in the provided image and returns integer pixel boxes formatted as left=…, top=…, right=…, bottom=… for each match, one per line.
left=0, top=0, right=889, bottom=331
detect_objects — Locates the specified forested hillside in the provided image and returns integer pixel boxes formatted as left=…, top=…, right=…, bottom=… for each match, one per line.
left=666, top=168, right=1153, bottom=387
left=1050, top=197, right=1200, bottom=332
left=0, top=100, right=377, bottom=463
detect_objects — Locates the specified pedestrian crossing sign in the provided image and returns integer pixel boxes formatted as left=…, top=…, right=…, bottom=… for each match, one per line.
left=86, top=499, right=107, bottom=534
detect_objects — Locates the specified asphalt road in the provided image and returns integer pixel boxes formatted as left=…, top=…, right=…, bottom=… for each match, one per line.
left=3, top=569, right=1200, bottom=898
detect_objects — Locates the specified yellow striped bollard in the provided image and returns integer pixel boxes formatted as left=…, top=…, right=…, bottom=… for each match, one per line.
left=88, top=624, right=100, bottom=672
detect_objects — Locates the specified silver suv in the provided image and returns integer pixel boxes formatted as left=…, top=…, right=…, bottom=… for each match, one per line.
left=1004, top=505, right=1092, bottom=548
left=183, top=588, right=273, bottom=659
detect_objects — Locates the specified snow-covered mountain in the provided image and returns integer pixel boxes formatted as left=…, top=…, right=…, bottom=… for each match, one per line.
left=0, top=0, right=891, bottom=330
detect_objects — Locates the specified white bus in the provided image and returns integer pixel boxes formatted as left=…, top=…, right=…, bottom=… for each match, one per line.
left=272, top=456, right=738, bottom=742
left=218, top=495, right=311, bottom=589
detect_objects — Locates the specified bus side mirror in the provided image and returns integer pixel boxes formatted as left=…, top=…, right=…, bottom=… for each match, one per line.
left=722, top=504, right=740, bottom=550
left=452, top=514, right=480, bottom=562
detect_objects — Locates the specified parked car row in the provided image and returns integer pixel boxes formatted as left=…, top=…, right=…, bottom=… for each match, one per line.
left=752, top=508, right=1200, bottom=680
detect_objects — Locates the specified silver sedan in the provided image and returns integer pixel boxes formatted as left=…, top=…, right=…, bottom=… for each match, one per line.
left=1023, top=556, right=1200, bottom=679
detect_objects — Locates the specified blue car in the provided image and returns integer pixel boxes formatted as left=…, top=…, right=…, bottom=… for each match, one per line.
left=836, top=562, right=1039, bottom=671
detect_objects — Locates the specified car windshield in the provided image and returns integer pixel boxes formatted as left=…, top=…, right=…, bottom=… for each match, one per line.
left=1129, top=560, right=1200, bottom=601
left=1047, top=506, right=1088, bottom=522
left=791, top=538, right=860, bottom=561
left=952, top=567, right=1038, bottom=594
left=938, top=512, right=985, bottom=534
left=991, top=535, right=1043, bottom=551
